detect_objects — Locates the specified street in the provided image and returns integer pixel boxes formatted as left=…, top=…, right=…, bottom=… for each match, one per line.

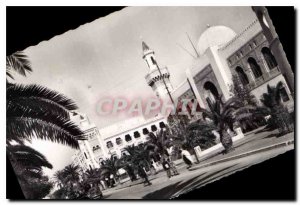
left=103, top=129, right=294, bottom=199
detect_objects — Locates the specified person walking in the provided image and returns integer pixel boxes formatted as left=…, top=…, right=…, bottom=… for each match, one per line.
left=167, top=158, right=179, bottom=176
left=150, top=161, right=157, bottom=175
left=137, top=165, right=152, bottom=186
left=179, top=149, right=193, bottom=169
left=162, top=158, right=172, bottom=178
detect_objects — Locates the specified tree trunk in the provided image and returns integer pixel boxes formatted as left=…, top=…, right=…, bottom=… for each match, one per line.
left=220, top=130, right=233, bottom=153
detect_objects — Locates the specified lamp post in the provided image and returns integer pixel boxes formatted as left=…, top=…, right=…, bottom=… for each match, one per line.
left=156, top=64, right=175, bottom=106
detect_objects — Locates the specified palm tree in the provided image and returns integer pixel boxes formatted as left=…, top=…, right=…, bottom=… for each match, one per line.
left=144, top=130, right=171, bottom=161
left=6, top=52, right=85, bottom=199
left=259, top=82, right=293, bottom=134
left=230, top=74, right=264, bottom=131
left=201, top=96, right=252, bottom=153
left=6, top=52, right=85, bottom=148
left=7, top=145, right=53, bottom=171
left=185, top=121, right=217, bottom=150
left=7, top=144, right=54, bottom=199
left=164, top=118, right=216, bottom=160
left=124, top=144, right=152, bottom=171
left=53, top=164, right=81, bottom=199
left=53, top=170, right=67, bottom=189
left=63, top=164, right=80, bottom=186
left=7, top=84, right=85, bottom=148
left=82, top=168, right=104, bottom=193
left=101, top=155, right=124, bottom=184
left=6, top=51, right=32, bottom=80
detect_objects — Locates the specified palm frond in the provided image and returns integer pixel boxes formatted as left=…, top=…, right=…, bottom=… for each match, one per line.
left=7, top=84, right=78, bottom=111
left=8, top=145, right=53, bottom=170
left=7, top=107, right=85, bottom=149
left=6, top=51, right=32, bottom=77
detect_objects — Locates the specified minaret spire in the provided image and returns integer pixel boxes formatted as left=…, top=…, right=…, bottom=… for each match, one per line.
left=142, top=41, right=150, bottom=52
left=142, top=40, right=174, bottom=104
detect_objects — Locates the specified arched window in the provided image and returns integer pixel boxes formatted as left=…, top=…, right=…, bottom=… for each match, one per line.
left=125, top=134, right=132, bottom=142
left=116, top=137, right=123, bottom=145
left=203, top=81, right=219, bottom=108
left=261, top=47, right=277, bottom=70
left=159, top=122, right=166, bottom=129
left=235, top=66, right=249, bottom=86
left=151, top=125, right=157, bottom=132
left=142, top=128, right=149, bottom=135
left=106, top=141, right=113, bottom=149
left=248, top=57, right=263, bottom=79
left=134, top=131, right=141, bottom=138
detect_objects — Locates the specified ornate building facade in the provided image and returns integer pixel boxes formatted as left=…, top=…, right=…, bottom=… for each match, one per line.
left=71, top=111, right=167, bottom=168
left=70, top=111, right=108, bottom=169
left=99, top=115, right=167, bottom=161
left=171, top=19, right=294, bottom=112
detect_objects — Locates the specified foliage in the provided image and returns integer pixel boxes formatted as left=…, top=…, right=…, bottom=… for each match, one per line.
left=124, top=144, right=152, bottom=170
left=21, top=178, right=53, bottom=199
left=52, top=164, right=83, bottom=199
left=101, top=155, right=123, bottom=179
left=186, top=121, right=217, bottom=150
left=201, top=95, right=254, bottom=153
left=144, top=130, right=171, bottom=160
left=7, top=84, right=85, bottom=149
left=6, top=51, right=32, bottom=80
left=230, top=74, right=264, bottom=131
left=259, top=82, right=294, bottom=134
left=6, top=52, right=85, bottom=199
left=166, top=115, right=216, bottom=156
left=7, top=144, right=54, bottom=199
left=230, top=74, right=257, bottom=106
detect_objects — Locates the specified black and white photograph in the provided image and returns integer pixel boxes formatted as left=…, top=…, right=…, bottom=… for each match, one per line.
left=6, top=6, right=295, bottom=200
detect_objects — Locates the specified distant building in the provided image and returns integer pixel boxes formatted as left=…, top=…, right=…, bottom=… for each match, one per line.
left=99, top=114, right=167, bottom=161
left=71, top=150, right=90, bottom=174
left=71, top=111, right=167, bottom=169
left=70, top=111, right=108, bottom=169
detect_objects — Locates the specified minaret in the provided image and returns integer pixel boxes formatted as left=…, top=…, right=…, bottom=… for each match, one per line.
left=142, top=41, right=174, bottom=102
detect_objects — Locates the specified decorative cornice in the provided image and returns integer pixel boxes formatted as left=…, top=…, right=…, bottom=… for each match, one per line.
left=219, top=19, right=259, bottom=51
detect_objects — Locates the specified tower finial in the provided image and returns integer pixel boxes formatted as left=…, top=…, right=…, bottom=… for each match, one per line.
left=142, top=41, right=150, bottom=52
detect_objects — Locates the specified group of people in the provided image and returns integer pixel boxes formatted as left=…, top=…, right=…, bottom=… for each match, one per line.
left=128, top=148, right=195, bottom=187
left=162, top=158, right=179, bottom=178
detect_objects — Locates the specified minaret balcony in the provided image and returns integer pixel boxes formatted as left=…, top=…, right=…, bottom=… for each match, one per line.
left=145, top=66, right=171, bottom=86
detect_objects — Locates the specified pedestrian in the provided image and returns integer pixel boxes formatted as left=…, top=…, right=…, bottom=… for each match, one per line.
left=179, top=149, right=193, bottom=169
left=167, top=158, right=179, bottom=176
left=100, top=180, right=106, bottom=190
left=150, top=161, right=157, bottom=175
left=104, top=177, right=110, bottom=188
left=109, top=173, right=115, bottom=187
left=162, top=158, right=172, bottom=178
left=137, top=165, right=152, bottom=186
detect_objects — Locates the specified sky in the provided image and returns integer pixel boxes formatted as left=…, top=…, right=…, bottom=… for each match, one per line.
left=13, top=7, right=256, bottom=176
